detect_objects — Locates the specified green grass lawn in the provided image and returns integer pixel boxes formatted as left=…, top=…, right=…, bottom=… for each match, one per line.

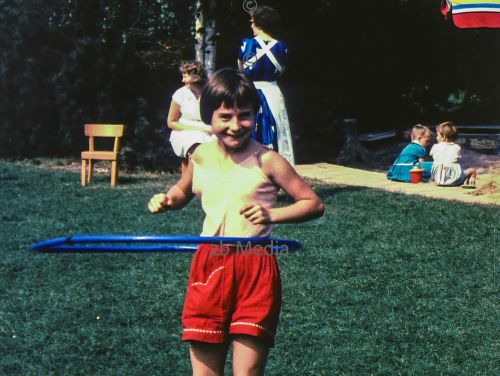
left=1, top=160, right=498, bottom=375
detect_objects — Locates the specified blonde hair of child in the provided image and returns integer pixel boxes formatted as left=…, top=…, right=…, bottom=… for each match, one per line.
left=411, top=124, right=432, bottom=141
left=436, top=121, right=457, bottom=141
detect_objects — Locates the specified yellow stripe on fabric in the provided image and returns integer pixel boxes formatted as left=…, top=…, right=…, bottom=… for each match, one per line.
left=450, top=0, right=500, bottom=5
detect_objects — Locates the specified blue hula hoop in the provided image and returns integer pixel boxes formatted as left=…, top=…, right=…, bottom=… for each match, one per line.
left=31, top=234, right=302, bottom=253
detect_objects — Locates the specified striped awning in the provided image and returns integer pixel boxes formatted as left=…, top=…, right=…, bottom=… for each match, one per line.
left=441, top=0, right=500, bottom=28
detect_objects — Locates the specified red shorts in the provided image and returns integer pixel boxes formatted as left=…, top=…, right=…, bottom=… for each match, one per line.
left=182, top=244, right=282, bottom=346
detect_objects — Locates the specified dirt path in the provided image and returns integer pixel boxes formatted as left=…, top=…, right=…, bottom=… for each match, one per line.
left=296, top=160, right=499, bottom=206
left=12, top=150, right=499, bottom=206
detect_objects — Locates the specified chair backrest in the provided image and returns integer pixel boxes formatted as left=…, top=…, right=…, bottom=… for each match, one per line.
left=84, top=124, right=124, bottom=153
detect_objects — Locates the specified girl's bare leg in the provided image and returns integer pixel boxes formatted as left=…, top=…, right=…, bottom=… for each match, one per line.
left=465, top=168, right=477, bottom=185
left=232, top=335, right=269, bottom=376
left=189, top=341, right=228, bottom=376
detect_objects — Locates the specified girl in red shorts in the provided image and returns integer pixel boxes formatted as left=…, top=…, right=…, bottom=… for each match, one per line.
left=148, top=68, right=324, bottom=375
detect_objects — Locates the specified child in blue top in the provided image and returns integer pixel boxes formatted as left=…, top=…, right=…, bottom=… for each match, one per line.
left=387, top=124, right=433, bottom=182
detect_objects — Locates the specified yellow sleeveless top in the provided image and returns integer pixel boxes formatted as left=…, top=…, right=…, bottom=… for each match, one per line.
left=192, top=148, right=278, bottom=237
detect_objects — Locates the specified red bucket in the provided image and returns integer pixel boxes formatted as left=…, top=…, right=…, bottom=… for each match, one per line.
left=410, top=166, right=424, bottom=184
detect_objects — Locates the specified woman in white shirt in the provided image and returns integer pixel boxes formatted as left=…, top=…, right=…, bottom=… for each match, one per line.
left=167, top=61, right=215, bottom=175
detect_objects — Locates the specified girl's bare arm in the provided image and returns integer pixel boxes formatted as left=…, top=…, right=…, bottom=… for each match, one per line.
left=148, top=161, right=194, bottom=213
left=240, top=151, right=324, bottom=224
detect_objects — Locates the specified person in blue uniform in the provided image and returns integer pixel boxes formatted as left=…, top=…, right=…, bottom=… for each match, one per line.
left=238, top=5, right=295, bottom=165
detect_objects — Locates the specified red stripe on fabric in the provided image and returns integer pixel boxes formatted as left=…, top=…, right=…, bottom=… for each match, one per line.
left=452, top=12, right=500, bottom=28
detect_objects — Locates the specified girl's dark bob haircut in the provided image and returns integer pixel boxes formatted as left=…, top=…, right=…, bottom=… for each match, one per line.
left=200, top=68, right=260, bottom=124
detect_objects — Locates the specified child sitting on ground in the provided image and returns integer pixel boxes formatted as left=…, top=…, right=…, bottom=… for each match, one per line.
left=387, top=124, right=433, bottom=182
left=430, top=121, right=476, bottom=187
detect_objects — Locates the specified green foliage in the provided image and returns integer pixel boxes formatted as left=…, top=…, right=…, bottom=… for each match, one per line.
left=279, top=0, right=500, bottom=134
left=0, top=0, right=193, bottom=168
left=0, top=161, right=498, bottom=374
left=1, top=1, right=499, bottom=166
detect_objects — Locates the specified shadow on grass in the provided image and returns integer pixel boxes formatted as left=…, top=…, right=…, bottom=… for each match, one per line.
left=277, top=181, right=370, bottom=205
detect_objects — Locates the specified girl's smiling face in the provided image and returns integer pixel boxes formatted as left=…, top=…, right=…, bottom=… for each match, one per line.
left=210, top=103, right=254, bottom=151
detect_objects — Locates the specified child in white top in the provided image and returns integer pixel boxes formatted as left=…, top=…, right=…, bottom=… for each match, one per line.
left=430, top=122, right=476, bottom=186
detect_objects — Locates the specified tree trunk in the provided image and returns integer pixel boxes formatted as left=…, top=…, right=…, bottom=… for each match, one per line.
left=194, top=0, right=217, bottom=75
left=204, top=21, right=216, bottom=74
left=194, top=0, right=204, bottom=62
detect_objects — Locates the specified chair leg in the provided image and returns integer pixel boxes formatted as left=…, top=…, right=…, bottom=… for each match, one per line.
left=88, top=160, right=93, bottom=184
left=81, top=159, right=87, bottom=186
left=111, top=160, right=118, bottom=186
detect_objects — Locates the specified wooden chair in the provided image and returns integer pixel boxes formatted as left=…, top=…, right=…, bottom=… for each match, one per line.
left=81, top=124, right=124, bottom=187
